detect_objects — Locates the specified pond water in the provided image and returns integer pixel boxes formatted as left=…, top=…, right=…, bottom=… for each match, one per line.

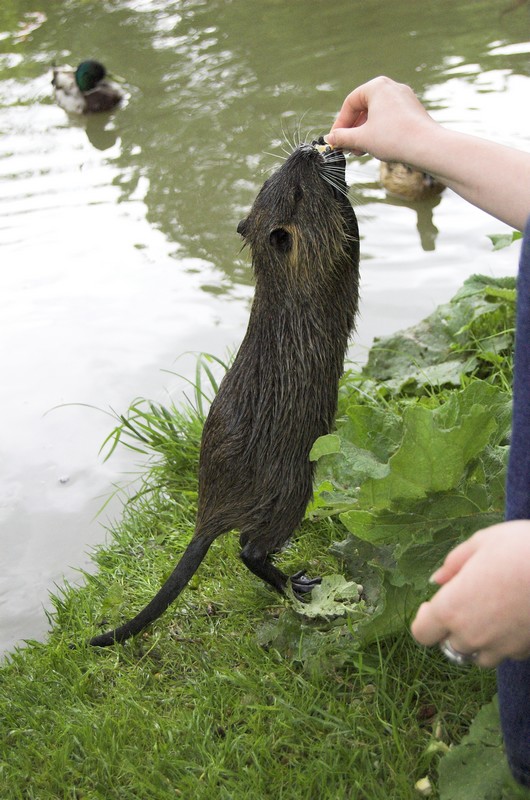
left=1, top=0, right=529, bottom=654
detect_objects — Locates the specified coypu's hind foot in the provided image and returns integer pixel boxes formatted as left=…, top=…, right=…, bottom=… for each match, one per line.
left=290, top=570, right=322, bottom=601
left=240, top=544, right=321, bottom=601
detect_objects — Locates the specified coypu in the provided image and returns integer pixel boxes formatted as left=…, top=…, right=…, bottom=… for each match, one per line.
left=90, top=138, right=360, bottom=647
left=380, top=161, right=445, bottom=201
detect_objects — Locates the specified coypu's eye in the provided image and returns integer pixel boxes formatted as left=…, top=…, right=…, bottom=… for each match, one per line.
left=269, top=227, right=292, bottom=253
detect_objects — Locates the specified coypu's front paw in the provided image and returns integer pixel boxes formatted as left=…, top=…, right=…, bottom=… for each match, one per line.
left=290, top=570, right=322, bottom=601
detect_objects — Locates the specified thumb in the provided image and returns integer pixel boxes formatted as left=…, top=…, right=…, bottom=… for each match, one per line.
left=430, top=536, right=481, bottom=585
left=324, top=129, right=366, bottom=156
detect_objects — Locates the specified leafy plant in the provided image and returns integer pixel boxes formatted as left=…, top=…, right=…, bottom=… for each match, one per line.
left=438, top=696, right=528, bottom=800
left=488, top=231, right=523, bottom=251
left=260, top=275, right=515, bottom=657
left=358, top=274, right=515, bottom=397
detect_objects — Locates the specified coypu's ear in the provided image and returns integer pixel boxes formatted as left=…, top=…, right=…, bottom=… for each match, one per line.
left=269, top=227, right=292, bottom=254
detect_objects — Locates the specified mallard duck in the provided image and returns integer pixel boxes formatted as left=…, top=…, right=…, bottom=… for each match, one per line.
left=51, top=60, right=123, bottom=114
left=380, top=161, right=445, bottom=201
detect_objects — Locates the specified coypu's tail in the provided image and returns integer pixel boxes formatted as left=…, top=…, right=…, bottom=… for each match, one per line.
left=89, top=535, right=213, bottom=647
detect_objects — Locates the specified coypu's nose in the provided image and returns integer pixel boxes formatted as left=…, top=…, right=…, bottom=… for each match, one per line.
left=311, top=136, right=335, bottom=157
left=307, top=138, right=346, bottom=172
left=312, top=137, right=346, bottom=166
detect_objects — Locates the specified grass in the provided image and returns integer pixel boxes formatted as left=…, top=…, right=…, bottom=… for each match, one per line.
left=0, top=310, right=526, bottom=799
left=0, top=548, right=496, bottom=798
left=0, top=396, right=499, bottom=800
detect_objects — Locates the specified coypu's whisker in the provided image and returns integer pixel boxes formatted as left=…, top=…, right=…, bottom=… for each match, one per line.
left=280, top=145, right=293, bottom=159
left=347, top=189, right=365, bottom=208
left=281, top=134, right=294, bottom=154
left=321, top=173, right=350, bottom=198
left=302, top=128, right=319, bottom=149
left=280, top=122, right=297, bottom=154
left=262, top=150, right=287, bottom=164
left=323, top=163, right=352, bottom=182
left=294, top=110, right=311, bottom=148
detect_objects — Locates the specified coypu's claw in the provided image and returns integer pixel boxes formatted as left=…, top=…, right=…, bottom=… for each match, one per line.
left=290, top=570, right=322, bottom=601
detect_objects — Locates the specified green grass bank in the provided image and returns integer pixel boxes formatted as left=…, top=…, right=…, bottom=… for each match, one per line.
left=1, top=275, right=528, bottom=799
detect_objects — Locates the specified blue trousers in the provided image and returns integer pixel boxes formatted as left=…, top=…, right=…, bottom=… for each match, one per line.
left=497, top=217, right=530, bottom=787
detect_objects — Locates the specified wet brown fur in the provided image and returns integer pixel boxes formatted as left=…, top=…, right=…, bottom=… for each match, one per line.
left=90, top=142, right=359, bottom=647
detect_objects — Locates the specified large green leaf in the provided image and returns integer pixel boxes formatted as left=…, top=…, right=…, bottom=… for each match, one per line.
left=307, top=381, right=510, bottom=638
left=437, top=697, right=528, bottom=800
left=359, top=389, right=497, bottom=508
left=313, top=382, right=509, bottom=518
left=362, top=274, right=515, bottom=396
left=268, top=275, right=515, bottom=652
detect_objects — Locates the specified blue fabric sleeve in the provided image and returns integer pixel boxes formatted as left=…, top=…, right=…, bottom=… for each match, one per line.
left=497, top=216, right=530, bottom=788
left=505, top=220, right=530, bottom=521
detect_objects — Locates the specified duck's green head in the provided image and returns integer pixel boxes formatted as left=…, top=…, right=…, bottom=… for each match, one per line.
left=75, top=60, right=107, bottom=92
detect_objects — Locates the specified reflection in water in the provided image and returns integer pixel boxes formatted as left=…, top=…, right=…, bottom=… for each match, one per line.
left=414, top=198, right=443, bottom=253
left=384, top=195, right=444, bottom=253
left=378, top=162, right=445, bottom=251
left=0, top=0, right=529, bottom=652
left=57, top=112, right=123, bottom=151
left=84, top=117, right=120, bottom=151
left=351, top=175, right=444, bottom=252
left=51, top=106, right=122, bottom=150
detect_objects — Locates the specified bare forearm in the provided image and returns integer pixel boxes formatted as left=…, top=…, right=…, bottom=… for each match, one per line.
left=327, top=76, right=530, bottom=231
left=408, top=125, right=530, bottom=231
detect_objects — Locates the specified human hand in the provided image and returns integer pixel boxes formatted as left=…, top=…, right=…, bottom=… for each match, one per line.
left=325, top=75, right=438, bottom=164
left=411, top=520, right=530, bottom=668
